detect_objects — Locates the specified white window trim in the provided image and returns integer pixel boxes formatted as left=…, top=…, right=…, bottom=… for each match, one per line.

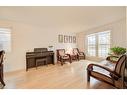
left=86, top=30, right=111, bottom=58
left=0, top=28, right=11, bottom=52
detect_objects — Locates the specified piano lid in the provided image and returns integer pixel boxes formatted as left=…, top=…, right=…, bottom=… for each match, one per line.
left=34, top=48, right=48, bottom=53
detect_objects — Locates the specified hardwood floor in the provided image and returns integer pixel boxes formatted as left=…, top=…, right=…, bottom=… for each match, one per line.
left=3, top=60, right=115, bottom=89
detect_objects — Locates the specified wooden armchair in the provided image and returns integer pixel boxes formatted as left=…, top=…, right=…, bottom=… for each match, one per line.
left=0, top=50, right=5, bottom=87
left=87, top=55, right=126, bottom=88
left=56, top=49, right=72, bottom=65
left=73, top=48, right=85, bottom=60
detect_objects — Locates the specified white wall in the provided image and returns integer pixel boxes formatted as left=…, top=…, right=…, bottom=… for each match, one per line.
left=126, top=7, right=127, bottom=47
left=76, top=19, right=126, bottom=61
left=0, top=20, right=77, bottom=72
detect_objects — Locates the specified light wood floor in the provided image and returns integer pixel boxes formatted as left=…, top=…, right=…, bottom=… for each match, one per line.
left=3, top=60, right=115, bottom=89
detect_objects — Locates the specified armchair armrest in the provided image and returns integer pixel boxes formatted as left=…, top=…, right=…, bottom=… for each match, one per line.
left=65, top=54, right=70, bottom=56
left=60, top=54, right=71, bottom=59
left=79, top=52, right=85, bottom=55
left=87, top=63, right=113, bottom=73
left=87, top=63, right=121, bottom=80
left=109, top=72, right=121, bottom=80
left=66, top=54, right=71, bottom=59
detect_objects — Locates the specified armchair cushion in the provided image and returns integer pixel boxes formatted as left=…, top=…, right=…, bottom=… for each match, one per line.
left=87, top=64, right=113, bottom=77
left=59, top=50, right=65, bottom=56
left=62, top=55, right=69, bottom=59
left=90, top=71, right=113, bottom=84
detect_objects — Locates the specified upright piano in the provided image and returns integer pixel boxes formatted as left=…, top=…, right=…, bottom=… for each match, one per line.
left=26, top=48, right=54, bottom=71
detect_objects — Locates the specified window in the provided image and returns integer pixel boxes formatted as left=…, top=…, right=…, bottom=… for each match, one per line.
left=98, top=31, right=110, bottom=57
left=87, top=30, right=111, bottom=57
left=87, top=34, right=96, bottom=56
left=0, top=28, right=11, bottom=52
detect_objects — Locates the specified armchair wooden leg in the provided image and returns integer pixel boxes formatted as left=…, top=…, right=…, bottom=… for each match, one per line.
left=0, top=77, right=5, bottom=86
left=61, top=62, right=63, bottom=66
left=77, top=56, right=80, bottom=61
left=35, top=62, right=38, bottom=69
left=87, top=70, right=90, bottom=82
left=76, top=56, right=78, bottom=61
left=44, top=60, right=48, bottom=66
left=61, top=59, right=64, bottom=66
left=84, top=56, right=85, bottom=59
left=70, top=59, right=72, bottom=63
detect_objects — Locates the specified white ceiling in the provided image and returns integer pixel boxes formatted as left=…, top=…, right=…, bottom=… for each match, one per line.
left=0, top=6, right=126, bottom=33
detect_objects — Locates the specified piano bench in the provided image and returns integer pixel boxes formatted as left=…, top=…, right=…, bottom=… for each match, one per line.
left=35, top=58, right=47, bottom=69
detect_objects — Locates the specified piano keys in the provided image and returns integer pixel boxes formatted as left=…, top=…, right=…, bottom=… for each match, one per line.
left=26, top=48, right=54, bottom=71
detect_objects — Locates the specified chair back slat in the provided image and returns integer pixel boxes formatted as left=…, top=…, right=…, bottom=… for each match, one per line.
left=114, top=55, right=126, bottom=76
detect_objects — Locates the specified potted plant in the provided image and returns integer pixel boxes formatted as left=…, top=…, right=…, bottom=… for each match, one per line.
left=107, top=46, right=126, bottom=63
left=110, top=46, right=126, bottom=55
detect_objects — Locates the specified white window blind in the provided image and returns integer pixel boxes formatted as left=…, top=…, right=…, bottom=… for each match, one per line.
left=98, top=31, right=110, bottom=57
left=87, top=34, right=96, bottom=56
left=0, top=28, right=11, bottom=52
left=87, top=30, right=111, bottom=57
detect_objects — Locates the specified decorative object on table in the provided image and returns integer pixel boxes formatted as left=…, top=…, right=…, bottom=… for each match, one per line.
left=106, top=46, right=126, bottom=63
left=48, top=46, right=54, bottom=51
left=110, top=46, right=126, bottom=55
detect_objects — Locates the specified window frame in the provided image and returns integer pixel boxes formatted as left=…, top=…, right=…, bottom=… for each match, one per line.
left=86, top=30, right=111, bottom=58
left=87, top=34, right=96, bottom=56
left=0, top=28, right=11, bottom=52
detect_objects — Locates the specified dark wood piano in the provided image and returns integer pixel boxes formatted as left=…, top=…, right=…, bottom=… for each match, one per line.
left=26, top=48, right=54, bottom=71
